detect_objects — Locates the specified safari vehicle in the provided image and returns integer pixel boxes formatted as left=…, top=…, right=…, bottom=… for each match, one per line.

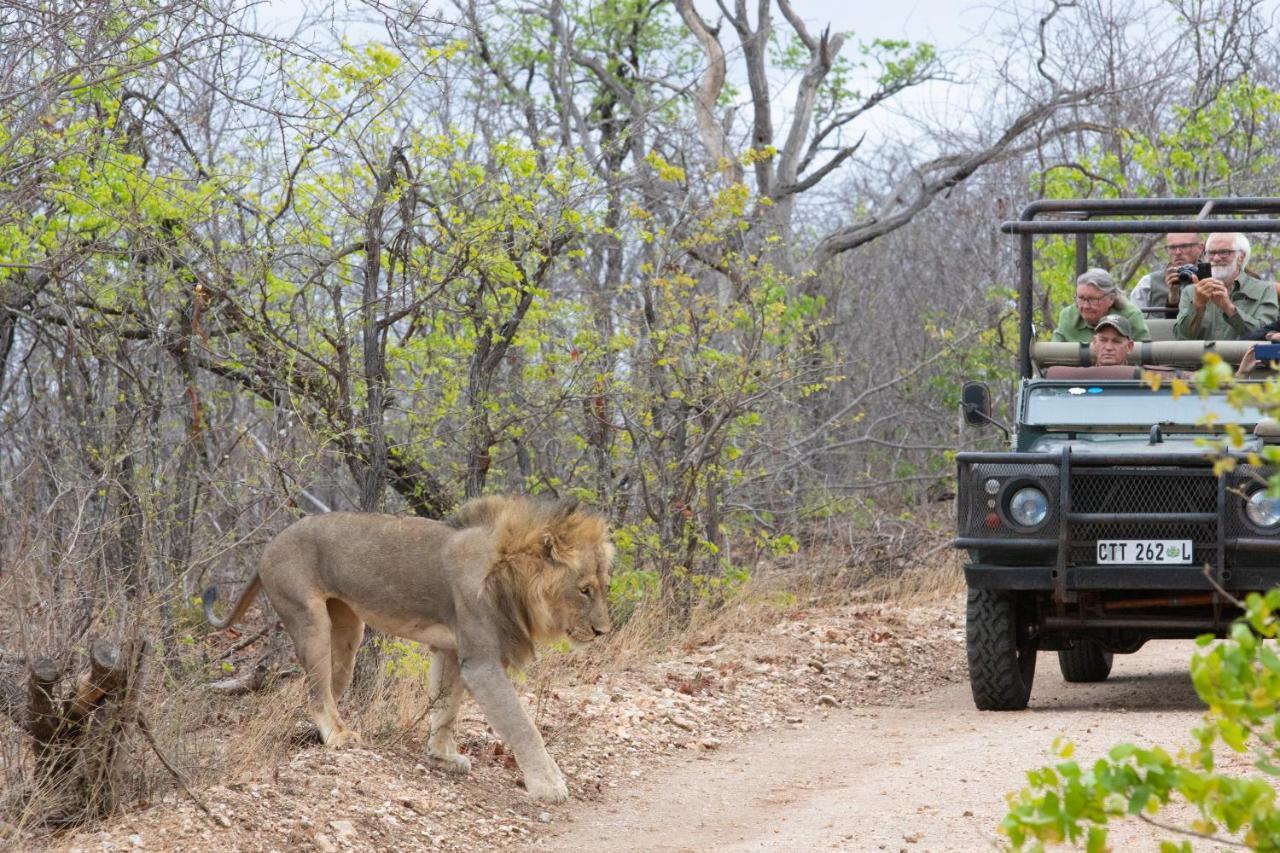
left=956, top=197, right=1280, bottom=711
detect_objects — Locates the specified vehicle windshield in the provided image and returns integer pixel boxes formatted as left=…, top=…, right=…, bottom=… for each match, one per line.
left=1024, top=381, right=1267, bottom=427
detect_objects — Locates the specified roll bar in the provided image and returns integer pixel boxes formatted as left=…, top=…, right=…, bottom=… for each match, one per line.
left=1003, top=197, right=1280, bottom=378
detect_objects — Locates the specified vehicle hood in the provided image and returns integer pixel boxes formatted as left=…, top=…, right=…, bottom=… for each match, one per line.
left=1028, top=435, right=1263, bottom=455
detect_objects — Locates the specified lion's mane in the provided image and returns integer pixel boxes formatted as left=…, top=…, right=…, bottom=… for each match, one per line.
left=450, top=495, right=611, bottom=667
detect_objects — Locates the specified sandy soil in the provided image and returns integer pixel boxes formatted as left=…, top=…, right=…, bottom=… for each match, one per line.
left=537, top=640, right=1222, bottom=852
left=22, top=594, right=1240, bottom=852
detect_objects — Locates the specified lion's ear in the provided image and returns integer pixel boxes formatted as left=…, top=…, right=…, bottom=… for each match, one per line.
left=542, top=531, right=568, bottom=563
left=553, top=497, right=579, bottom=521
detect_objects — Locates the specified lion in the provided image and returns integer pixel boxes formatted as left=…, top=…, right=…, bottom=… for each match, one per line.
left=202, top=495, right=613, bottom=803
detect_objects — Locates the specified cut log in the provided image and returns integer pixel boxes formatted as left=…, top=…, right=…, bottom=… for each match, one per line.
left=27, top=659, right=63, bottom=753
left=67, top=640, right=125, bottom=722
left=75, top=641, right=138, bottom=820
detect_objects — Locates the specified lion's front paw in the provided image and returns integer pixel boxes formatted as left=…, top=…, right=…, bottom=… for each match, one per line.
left=524, top=772, right=569, bottom=803
left=324, top=729, right=364, bottom=749
left=427, top=751, right=472, bottom=775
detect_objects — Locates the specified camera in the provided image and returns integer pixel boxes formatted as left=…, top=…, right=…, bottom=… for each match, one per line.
left=1176, top=261, right=1214, bottom=284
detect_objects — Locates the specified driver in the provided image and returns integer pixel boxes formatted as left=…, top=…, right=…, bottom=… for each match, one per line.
left=1090, top=314, right=1134, bottom=366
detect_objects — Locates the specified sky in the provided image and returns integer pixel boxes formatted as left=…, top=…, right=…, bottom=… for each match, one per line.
left=258, top=0, right=988, bottom=56
left=814, top=0, right=978, bottom=51
left=254, top=0, right=1013, bottom=136
left=780, top=0, right=1005, bottom=138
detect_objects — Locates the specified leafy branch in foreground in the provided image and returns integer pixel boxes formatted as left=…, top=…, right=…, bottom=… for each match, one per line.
left=1003, top=589, right=1280, bottom=851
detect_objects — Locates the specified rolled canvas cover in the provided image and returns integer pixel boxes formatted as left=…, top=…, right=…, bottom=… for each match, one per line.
left=1031, top=340, right=1254, bottom=369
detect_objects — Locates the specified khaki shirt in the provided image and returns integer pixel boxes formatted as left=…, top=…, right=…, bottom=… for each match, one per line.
left=1173, top=273, right=1279, bottom=340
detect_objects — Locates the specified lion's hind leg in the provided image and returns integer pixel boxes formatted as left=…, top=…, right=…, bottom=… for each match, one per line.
left=426, top=648, right=471, bottom=775
left=279, top=598, right=361, bottom=748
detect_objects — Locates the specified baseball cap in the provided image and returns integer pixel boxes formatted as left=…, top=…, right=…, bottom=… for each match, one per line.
left=1094, top=314, right=1132, bottom=339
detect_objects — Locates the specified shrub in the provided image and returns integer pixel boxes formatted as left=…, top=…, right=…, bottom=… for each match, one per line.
left=1004, top=589, right=1280, bottom=850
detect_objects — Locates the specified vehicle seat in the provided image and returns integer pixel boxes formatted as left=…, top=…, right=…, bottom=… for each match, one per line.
left=1146, top=318, right=1177, bottom=341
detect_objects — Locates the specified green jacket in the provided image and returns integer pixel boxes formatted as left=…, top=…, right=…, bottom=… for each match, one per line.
left=1173, top=272, right=1279, bottom=340
left=1051, top=300, right=1151, bottom=343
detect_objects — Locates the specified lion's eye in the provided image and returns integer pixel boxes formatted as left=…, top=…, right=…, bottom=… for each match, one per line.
left=579, top=585, right=592, bottom=598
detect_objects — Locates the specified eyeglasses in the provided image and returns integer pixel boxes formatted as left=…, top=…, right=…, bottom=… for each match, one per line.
left=1206, top=248, right=1240, bottom=258
left=1167, top=242, right=1202, bottom=253
left=1075, top=295, right=1109, bottom=305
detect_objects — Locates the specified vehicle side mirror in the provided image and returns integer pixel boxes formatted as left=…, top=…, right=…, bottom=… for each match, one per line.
left=961, top=381, right=992, bottom=427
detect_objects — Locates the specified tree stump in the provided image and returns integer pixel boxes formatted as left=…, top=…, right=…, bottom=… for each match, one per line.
left=2, top=638, right=147, bottom=829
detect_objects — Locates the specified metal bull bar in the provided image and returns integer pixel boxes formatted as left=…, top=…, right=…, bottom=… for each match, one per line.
left=954, top=446, right=1280, bottom=600
left=1001, top=197, right=1280, bottom=379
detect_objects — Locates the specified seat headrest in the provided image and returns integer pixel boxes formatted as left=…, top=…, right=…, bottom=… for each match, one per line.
left=1042, top=365, right=1142, bottom=380
left=1146, top=318, right=1177, bottom=341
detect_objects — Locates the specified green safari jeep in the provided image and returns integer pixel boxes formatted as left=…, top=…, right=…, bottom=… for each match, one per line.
left=956, top=197, right=1280, bottom=710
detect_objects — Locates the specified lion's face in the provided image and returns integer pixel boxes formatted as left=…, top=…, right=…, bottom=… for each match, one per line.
left=559, top=540, right=614, bottom=644
left=480, top=496, right=615, bottom=653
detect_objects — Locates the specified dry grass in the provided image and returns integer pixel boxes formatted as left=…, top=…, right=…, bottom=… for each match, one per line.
left=1, top=501, right=963, bottom=842
left=346, top=665, right=441, bottom=749
left=215, top=678, right=310, bottom=780
left=528, top=515, right=961, bottom=701
left=857, top=547, right=966, bottom=605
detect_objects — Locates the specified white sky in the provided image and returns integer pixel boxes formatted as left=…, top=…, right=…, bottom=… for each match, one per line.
left=810, top=0, right=980, bottom=49
left=254, top=0, right=1009, bottom=135
left=257, top=0, right=988, bottom=55
left=779, top=0, right=1005, bottom=139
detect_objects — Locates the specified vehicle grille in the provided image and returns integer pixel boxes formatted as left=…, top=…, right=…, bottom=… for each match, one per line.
left=1068, top=469, right=1217, bottom=565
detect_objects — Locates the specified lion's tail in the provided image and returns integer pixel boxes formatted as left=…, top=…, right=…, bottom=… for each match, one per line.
left=202, top=573, right=263, bottom=631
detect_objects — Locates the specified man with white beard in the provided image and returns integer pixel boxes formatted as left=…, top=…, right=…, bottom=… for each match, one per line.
left=1174, top=232, right=1278, bottom=340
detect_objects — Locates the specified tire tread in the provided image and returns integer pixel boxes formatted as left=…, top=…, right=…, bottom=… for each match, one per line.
left=966, top=588, right=1035, bottom=710
left=1057, top=642, right=1113, bottom=682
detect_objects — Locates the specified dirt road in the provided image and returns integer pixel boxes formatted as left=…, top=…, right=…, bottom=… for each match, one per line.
left=539, top=641, right=1216, bottom=852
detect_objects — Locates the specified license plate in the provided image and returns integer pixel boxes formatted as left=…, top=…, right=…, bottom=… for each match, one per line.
left=1096, top=540, right=1193, bottom=564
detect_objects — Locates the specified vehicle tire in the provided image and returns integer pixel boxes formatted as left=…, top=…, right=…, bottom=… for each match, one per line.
left=1057, top=641, right=1113, bottom=682
left=966, top=588, right=1037, bottom=711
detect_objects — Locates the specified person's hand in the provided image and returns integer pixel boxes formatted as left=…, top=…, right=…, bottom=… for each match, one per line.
left=1238, top=344, right=1258, bottom=378
left=1268, top=331, right=1280, bottom=343
left=1205, top=278, right=1233, bottom=311
left=1163, top=266, right=1184, bottom=309
left=1192, top=277, right=1212, bottom=308
left=1194, top=277, right=1230, bottom=310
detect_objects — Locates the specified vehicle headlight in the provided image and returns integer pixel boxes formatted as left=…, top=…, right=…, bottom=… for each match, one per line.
left=1246, top=490, right=1280, bottom=528
left=1008, top=487, right=1049, bottom=527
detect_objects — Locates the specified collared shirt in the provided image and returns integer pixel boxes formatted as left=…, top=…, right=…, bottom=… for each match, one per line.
left=1173, top=273, right=1279, bottom=340
left=1051, top=300, right=1151, bottom=343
